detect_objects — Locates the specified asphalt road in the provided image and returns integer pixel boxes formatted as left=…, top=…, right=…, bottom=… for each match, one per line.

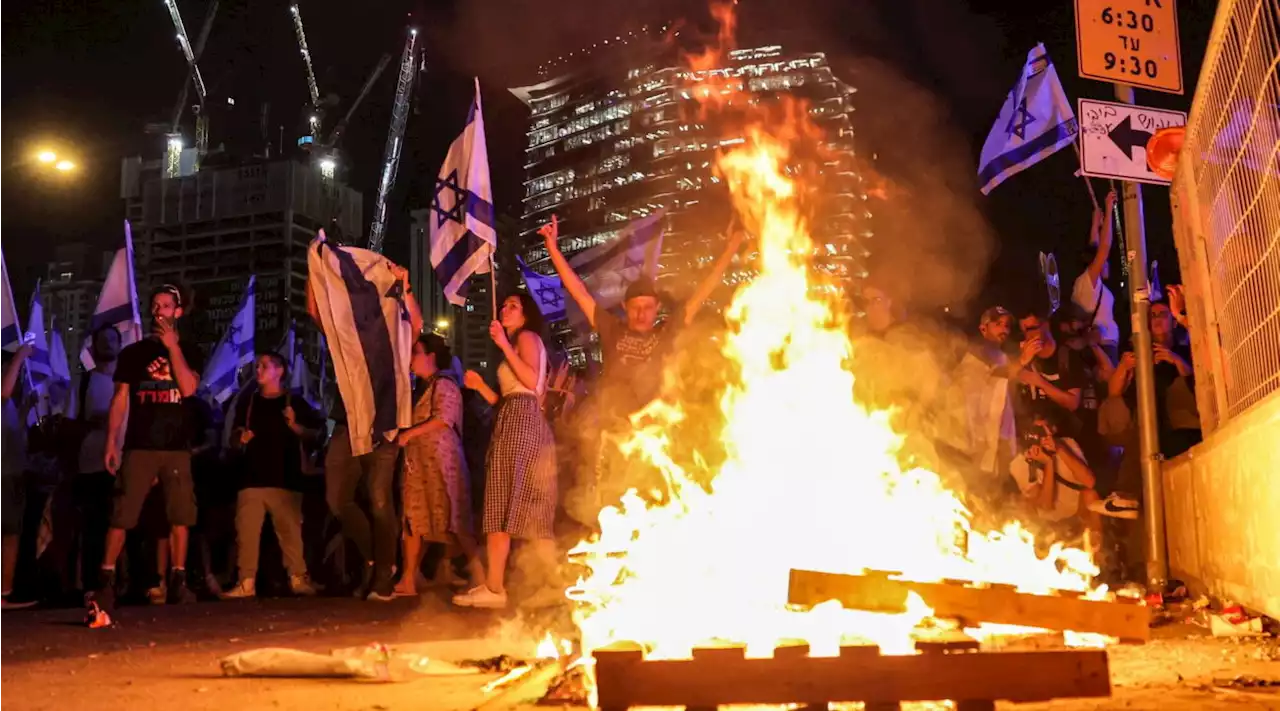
left=2, top=593, right=1279, bottom=711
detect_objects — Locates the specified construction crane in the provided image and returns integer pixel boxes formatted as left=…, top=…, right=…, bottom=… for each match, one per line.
left=289, top=4, right=322, bottom=141
left=367, top=27, right=419, bottom=253
left=162, top=0, right=216, bottom=176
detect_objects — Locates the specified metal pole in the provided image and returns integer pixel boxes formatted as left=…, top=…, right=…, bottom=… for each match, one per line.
left=1113, top=83, right=1168, bottom=590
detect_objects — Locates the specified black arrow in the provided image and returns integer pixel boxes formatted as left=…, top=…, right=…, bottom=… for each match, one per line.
left=1107, top=114, right=1154, bottom=160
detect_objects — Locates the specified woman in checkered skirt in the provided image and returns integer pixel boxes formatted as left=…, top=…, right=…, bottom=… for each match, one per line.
left=454, top=292, right=556, bottom=609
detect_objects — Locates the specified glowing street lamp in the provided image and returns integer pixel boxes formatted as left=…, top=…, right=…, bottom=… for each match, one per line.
left=37, top=150, right=58, bottom=164
left=54, top=160, right=76, bottom=172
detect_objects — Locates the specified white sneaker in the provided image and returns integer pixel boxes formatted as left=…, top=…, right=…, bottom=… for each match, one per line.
left=289, top=574, right=319, bottom=596
left=221, top=579, right=256, bottom=599
left=452, top=585, right=508, bottom=609
left=1089, top=492, right=1140, bottom=519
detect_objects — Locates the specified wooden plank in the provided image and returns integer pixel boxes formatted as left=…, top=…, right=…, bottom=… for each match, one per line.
left=593, top=645, right=1110, bottom=707
left=470, top=659, right=564, bottom=711
left=788, top=569, right=1150, bottom=641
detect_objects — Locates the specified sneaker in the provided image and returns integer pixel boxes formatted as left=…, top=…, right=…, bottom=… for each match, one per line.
left=167, top=569, right=197, bottom=604
left=87, top=570, right=117, bottom=628
left=221, top=579, right=256, bottom=600
left=1090, top=492, right=1140, bottom=519
left=147, top=583, right=168, bottom=606
left=366, top=566, right=395, bottom=602
left=289, top=574, right=319, bottom=597
left=352, top=563, right=375, bottom=599
left=1, top=595, right=37, bottom=611
left=452, top=585, right=508, bottom=609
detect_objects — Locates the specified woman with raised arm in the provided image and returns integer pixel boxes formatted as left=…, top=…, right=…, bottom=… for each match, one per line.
left=453, top=292, right=556, bottom=609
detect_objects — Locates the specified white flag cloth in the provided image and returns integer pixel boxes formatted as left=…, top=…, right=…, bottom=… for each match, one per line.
left=81, top=221, right=144, bottom=370
left=978, top=43, right=1078, bottom=195
left=1, top=250, right=21, bottom=352
left=308, top=232, right=412, bottom=456
left=48, top=322, right=72, bottom=415
left=429, top=79, right=497, bottom=306
left=201, top=276, right=256, bottom=406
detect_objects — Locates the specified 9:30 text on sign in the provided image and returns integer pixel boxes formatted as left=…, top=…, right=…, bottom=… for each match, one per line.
left=1074, top=0, right=1183, bottom=94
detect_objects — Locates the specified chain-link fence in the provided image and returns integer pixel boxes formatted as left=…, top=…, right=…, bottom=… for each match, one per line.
left=1172, top=0, right=1280, bottom=434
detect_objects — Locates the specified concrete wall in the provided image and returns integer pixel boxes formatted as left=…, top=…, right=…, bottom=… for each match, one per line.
left=1163, top=392, right=1280, bottom=619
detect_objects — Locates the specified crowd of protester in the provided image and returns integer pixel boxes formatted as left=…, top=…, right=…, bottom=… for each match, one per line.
left=0, top=198, right=1201, bottom=615
left=866, top=189, right=1202, bottom=579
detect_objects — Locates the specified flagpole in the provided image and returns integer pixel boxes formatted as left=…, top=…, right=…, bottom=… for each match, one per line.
left=488, top=251, right=498, bottom=320
left=1071, top=143, right=1101, bottom=210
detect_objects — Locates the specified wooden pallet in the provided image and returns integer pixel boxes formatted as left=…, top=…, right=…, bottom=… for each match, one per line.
left=788, top=569, right=1150, bottom=642
left=593, top=638, right=1110, bottom=710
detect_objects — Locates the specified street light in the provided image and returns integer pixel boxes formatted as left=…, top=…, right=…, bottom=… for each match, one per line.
left=36, top=150, right=57, bottom=164
left=54, top=160, right=76, bottom=172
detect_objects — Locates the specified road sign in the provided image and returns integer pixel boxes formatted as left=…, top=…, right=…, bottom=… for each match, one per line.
left=1077, top=98, right=1186, bottom=184
left=1075, top=0, right=1183, bottom=94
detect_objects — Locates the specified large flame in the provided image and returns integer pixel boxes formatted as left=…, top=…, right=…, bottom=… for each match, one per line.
left=566, top=9, right=1103, bottom=675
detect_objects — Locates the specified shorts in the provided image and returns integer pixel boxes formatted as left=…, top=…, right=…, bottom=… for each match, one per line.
left=139, top=483, right=170, bottom=540
left=1, top=475, right=21, bottom=537
left=110, top=450, right=197, bottom=530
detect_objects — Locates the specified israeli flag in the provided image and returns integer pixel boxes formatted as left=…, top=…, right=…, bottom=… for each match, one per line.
left=81, top=221, right=144, bottom=370
left=978, top=43, right=1078, bottom=195
left=281, top=322, right=318, bottom=409
left=201, top=276, right=256, bottom=406
left=429, top=79, right=497, bottom=306
left=308, top=232, right=413, bottom=456
left=25, top=282, right=51, bottom=384
left=570, top=211, right=665, bottom=311
left=47, top=321, right=72, bottom=415
left=2, top=250, right=21, bottom=351
left=516, top=256, right=568, bottom=323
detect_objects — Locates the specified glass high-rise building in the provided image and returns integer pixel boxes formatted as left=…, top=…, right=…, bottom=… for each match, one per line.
left=510, top=37, right=872, bottom=365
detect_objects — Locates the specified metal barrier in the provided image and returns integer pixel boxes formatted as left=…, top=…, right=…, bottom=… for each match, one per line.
left=1172, top=0, right=1280, bottom=434
left=1165, top=0, right=1280, bottom=617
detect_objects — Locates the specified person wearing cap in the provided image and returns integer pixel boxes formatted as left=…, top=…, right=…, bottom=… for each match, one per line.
left=977, top=306, right=1014, bottom=366
left=539, top=215, right=743, bottom=514
left=93, top=284, right=204, bottom=616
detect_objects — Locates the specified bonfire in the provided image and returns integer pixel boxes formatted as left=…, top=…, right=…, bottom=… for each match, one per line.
left=552, top=2, right=1109, bottom=705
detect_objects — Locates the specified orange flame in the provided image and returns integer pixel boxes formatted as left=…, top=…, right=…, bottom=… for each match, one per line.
left=567, top=0, right=1107, bottom=673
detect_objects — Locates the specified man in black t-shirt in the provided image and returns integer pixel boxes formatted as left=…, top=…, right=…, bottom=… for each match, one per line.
left=1013, top=309, right=1085, bottom=441
left=93, top=285, right=203, bottom=616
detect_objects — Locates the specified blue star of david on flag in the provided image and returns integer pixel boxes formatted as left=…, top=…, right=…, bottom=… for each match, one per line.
left=433, top=170, right=468, bottom=230
left=1006, top=97, right=1037, bottom=140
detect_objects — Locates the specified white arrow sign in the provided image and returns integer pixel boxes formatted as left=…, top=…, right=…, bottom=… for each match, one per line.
left=1077, top=98, right=1187, bottom=185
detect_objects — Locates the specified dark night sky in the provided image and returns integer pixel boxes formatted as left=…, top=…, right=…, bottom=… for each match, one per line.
left=2, top=0, right=1216, bottom=319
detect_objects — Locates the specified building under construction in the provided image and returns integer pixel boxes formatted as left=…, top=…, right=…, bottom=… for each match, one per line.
left=121, top=1, right=424, bottom=366
left=122, top=156, right=362, bottom=360
left=510, top=33, right=871, bottom=366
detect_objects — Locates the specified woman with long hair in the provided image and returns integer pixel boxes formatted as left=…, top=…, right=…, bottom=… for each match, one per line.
left=394, top=333, right=484, bottom=596
left=453, top=292, right=556, bottom=609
